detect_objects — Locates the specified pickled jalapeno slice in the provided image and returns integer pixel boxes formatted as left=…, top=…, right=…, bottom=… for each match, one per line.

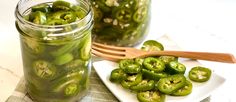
left=134, top=58, right=144, bottom=65
left=121, top=73, right=142, bottom=89
left=79, top=34, right=91, bottom=60
left=23, top=37, right=45, bottom=54
left=166, top=61, right=186, bottom=75
left=137, top=90, right=165, bottom=102
left=109, top=68, right=127, bottom=83
left=29, top=11, right=47, bottom=24
left=133, top=6, right=148, bottom=23
left=119, top=59, right=134, bottom=69
left=123, top=63, right=141, bottom=74
left=157, top=74, right=186, bottom=94
left=171, top=80, right=193, bottom=96
left=32, top=60, right=56, bottom=79
left=141, top=40, right=164, bottom=51
left=142, top=69, right=168, bottom=81
left=53, top=53, right=74, bottom=65
left=130, top=80, right=155, bottom=92
left=52, top=0, right=71, bottom=11
left=188, top=66, right=212, bottom=82
left=31, top=4, right=51, bottom=13
left=113, top=7, right=132, bottom=22
left=51, top=11, right=77, bottom=23
left=158, top=56, right=178, bottom=65
left=143, top=57, right=165, bottom=72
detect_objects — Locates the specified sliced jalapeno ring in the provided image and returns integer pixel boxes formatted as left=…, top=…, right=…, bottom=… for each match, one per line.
left=166, top=61, right=186, bottom=74
left=157, top=74, right=186, bottom=94
left=52, top=0, right=71, bottom=11
left=188, top=66, right=212, bottom=82
left=141, top=40, right=164, bottom=51
left=137, top=90, right=165, bottom=102
left=121, top=73, right=142, bottom=89
left=143, top=57, right=165, bottom=72
left=64, top=59, right=88, bottom=70
left=29, top=11, right=47, bottom=24
left=171, top=80, right=193, bottom=96
left=130, top=80, right=155, bottom=92
left=32, top=60, right=56, bottom=79
left=79, top=33, right=91, bottom=60
left=134, top=58, right=144, bottom=65
left=23, top=37, right=45, bottom=54
left=133, top=6, right=148, bottom=23
left=123, top=63, right=141, bottom=74
left=158, top=56, right=178, bottom=65
left=32, top=3, right=51, bottom=12
left=114, top=8, right=132, bottom=22
left=142, top=69, right=168, bottom=81
left=96, top=1, right=111, bottom=12
left=119, top=59, right=134, bottom=69
left=53, top=53, right=74, bottom=65
left=52, top=11, right=77, bottom=23
left=109, top=68, right=127, bottom=83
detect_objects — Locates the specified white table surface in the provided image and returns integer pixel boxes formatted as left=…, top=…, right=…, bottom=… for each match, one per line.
left=1, top=0, right=236, bottom=102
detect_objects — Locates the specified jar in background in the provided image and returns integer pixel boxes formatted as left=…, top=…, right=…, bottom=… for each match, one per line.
left=15, top=0, right=93, bottom=101
left=91, top=0, right=151, bottom=46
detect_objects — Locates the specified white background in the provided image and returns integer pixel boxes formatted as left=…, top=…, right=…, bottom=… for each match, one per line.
left=0, top=0, right=236, bottom=101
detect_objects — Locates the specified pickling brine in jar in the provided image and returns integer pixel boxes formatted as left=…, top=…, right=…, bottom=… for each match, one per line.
left=91, top=0, right=151, bottom=46
left=15, top=0, right=93, bottom=101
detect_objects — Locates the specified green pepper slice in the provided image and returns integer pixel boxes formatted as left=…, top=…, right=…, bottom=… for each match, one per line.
left=32, top=60, right=56, bottom=79
left=134, top=58, right=144, bottom=65
left=121, top=73, right=142, bottom=89
left=130, top=80, right=154, bottom=92
left=53, top=53, right=74, bottom=65
left=22, top=37, right=45, bottom=54
left=166, top=61, right=186, bottom=74
left=51, top=71, right=82, bottom=97
left=51, top=11, right=77, bottom=23
left=133, top=6, right=148, bottom=23
left=157, top=74, right=186, bottom=94
left=109, top=68, right=127, bottom=83
left=46, top=19, right=67, bottom=25
left=79, top=33, right=91, bottom=60
left=171, top=80, right=193, bottom=96
left=96, top=1, right=111, bottom=12
left=119, top=59, right=134, bottom=69
left=141, top=40, right=164, bottom=51
left=123, top=63, right=141, bottom=74
left=64, top=59, right=88, bottom=70
left=158, top=56, right=178, bottom=65
left=52, top=0, right=71, bottom=11
left=32, top=3, right=51, bottom=13
left=112, top=4, right=132, bottom=23
left=188, top=66, right=212, bottom=82
left=137, top=90, right=165, bottom=102
left=29, top=11, right=47, bottom=24
left=142, top=69, right=168, bottom=81
left=143, top=57, right=165, bottom=72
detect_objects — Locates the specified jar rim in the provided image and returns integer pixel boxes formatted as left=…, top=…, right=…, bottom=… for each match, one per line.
left=15, top=0, right=93, bottom=35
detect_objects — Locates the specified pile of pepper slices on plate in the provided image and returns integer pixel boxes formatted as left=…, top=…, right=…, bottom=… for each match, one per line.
left=109, top=40, right=212, bottom=102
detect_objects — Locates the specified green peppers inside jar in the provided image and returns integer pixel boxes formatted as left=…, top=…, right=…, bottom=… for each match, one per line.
left=91, top=0, right=151, bottom=46
left=15, top=0, right=93, bottom=101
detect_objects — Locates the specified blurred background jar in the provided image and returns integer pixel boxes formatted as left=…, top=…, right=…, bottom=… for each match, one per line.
left=91, top=0, right=151, bottom=46
left=15, top=0, right=93, bottom=101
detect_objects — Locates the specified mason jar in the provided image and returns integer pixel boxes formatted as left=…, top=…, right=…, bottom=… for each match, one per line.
left=15, top=0, right=93, bottom=101
left=91, top=0, right=151, bottom=46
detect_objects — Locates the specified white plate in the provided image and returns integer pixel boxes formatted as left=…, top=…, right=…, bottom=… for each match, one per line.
left=93, top=59, right=226, bottom=102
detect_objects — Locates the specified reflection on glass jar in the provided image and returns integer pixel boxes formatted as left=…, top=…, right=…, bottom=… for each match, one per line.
left=15, top=0, right=93, bottom=101
left=91, top=0, right=151, bottom=47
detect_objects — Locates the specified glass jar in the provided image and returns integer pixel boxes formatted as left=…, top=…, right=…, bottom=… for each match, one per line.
left=91, top=0, right=151, bottom=46
left=15, top=0, right=93, bottom=101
